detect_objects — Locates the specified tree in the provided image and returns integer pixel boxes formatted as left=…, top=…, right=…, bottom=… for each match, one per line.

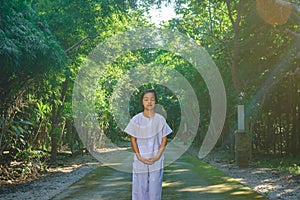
left=0, top=0, right=65, bottom=157
left=35, top=0, right=150, bottom=162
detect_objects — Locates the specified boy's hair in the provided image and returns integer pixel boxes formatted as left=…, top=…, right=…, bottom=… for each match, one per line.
left=140, top=89, right=158, bottom=108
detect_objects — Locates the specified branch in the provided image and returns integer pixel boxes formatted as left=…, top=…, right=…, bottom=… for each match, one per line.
left=65, top=33, right=101, bottom=53
left=285, top=29, right=300, bottom=57
left=225, top=0, right=235, bottom=26
left=285, top=29, right=300, bottom=39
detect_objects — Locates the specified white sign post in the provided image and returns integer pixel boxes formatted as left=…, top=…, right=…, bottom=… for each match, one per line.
left=238, top=105, right=245, bottom=131
left=235, top=92, right=250, bottom=168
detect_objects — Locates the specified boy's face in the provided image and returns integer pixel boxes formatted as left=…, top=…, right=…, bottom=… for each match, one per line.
left=142, top=92, right=156, bottom=110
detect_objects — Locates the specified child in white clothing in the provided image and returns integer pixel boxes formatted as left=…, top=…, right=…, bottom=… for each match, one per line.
left=124, top=89, right=172, bottom=200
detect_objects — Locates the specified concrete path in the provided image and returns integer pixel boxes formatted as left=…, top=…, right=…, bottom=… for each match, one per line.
left=52, top=152, right=267, bottom=200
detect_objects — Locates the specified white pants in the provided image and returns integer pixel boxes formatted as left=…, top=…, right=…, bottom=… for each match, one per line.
left=132, top=164, right=163, bottom=200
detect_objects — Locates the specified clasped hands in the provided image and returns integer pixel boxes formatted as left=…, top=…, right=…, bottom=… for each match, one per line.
left=137, top=154, right=161, bottom=165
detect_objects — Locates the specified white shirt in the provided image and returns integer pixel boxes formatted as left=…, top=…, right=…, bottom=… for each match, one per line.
left=124, top=112, right=172, bottom=172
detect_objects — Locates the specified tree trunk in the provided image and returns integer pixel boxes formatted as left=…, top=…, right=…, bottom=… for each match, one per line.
left=291, top=75, right=297, bottom=156
left=50, top=76, right=69, bottom=164
left=66, top=118, right=75, bottom=155
left=225, top=0, right=244, bottom=92
left=50, top=99, right=58, bottom=163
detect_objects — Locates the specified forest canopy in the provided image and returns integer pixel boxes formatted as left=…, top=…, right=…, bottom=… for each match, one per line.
left=0, top=0, right=299, bottom=170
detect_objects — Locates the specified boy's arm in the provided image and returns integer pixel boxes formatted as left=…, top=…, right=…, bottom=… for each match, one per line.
left=130, top=136, right=152, bottom=165
left=149, top=136, right=167, bottom=162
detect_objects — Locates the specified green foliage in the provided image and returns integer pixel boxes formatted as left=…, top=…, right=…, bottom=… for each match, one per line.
left=1, top=0, right=300, bottom=167
left=37, top=0, right=145, bottom=57
left=0, top=0, right=65, bottom=73
left=0, top=1, right=66, bottom=157
left=0, top=117, right=33, bottom=160
left=253, top=154, right=300, bottom=175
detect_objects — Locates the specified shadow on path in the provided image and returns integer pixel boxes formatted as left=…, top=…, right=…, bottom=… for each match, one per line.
left=52, top=152, right=267, bottom=200
left=162, top=153, right=267, bottom=199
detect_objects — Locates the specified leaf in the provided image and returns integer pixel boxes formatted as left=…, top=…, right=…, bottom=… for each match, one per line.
left=12, top=125, right=21, bottom=136
left=19, top=137, right=26, bottom=145
left=17, top=126, right=27, bottom=134
left=19, top=120, right=33, bottom=126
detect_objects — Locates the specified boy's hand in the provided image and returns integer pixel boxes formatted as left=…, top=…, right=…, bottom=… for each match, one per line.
left=137, top=155, right=154, bottom=165
left=148, top=155, right=160, bottom=163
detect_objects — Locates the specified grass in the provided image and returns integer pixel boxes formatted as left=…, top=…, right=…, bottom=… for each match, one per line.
left=252, top=154, right=300, bottom=175
left=162, top=152, right=268, bottom=199
left=198, top=145, right=300, bottom=175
